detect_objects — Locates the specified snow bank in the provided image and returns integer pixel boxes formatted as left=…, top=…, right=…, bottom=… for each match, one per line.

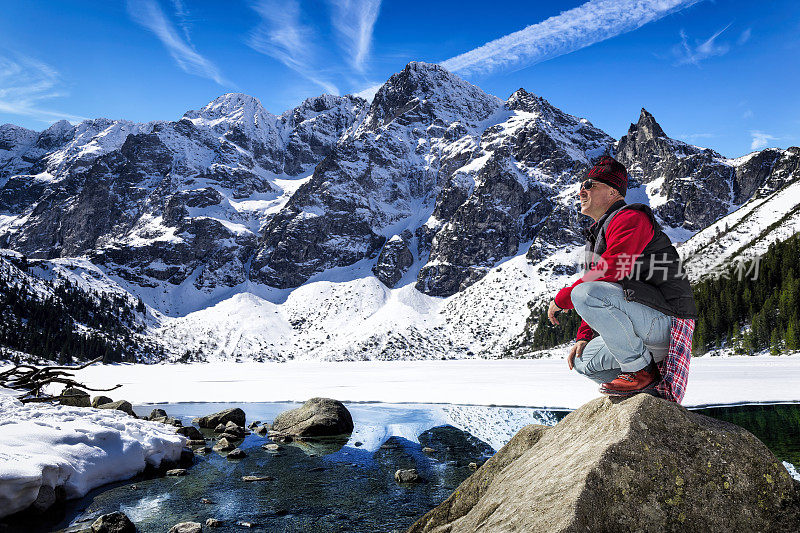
left=0, top=388, right=186, bottom=519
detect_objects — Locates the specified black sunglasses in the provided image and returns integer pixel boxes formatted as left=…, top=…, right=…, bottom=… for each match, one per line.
left=580, top=179, right=595, bottom=190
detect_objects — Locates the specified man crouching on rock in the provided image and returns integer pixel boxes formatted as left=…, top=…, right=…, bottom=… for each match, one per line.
left=548, top=156, right=697, bottom=396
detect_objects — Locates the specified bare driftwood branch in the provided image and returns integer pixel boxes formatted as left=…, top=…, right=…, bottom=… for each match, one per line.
left=0, top=357, right=119, bottom=404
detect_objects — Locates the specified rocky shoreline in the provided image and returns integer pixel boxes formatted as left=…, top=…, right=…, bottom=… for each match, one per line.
left=2, top=391, right=799, bottom=532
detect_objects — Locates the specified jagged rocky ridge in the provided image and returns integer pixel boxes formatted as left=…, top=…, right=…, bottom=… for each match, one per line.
left=1, top=62, right=799, bottom=361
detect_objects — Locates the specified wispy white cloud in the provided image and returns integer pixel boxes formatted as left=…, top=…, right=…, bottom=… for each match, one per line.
left=328, top=0, right=382, bottom=72
left=441, top=0, right=701, bottom=76
left=742, top=109, right=754, bottom=119
left=127, top=0, right=231, bottom=86
left=0, top=53, right=86, bottom=124
left=248, top=0, right=340, bottom=95
left=750, top=130, right=777, bottom=150
left=738, top=27, right=752, bottom=45
left=673, top=24, right=731, bottom=66
left=680, top=132, right=715, bottom=143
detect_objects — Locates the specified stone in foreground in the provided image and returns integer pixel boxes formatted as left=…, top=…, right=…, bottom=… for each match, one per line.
left=90, top=511, right=136, bottom=532
left=408, top=394, right=800, bottom=533
left=193, top=407, right=246, bottom=429
left=271, top=397, right=354, bottom=438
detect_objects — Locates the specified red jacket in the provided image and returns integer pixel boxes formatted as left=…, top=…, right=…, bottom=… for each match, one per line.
left=554, top=209, right=654, bottom=342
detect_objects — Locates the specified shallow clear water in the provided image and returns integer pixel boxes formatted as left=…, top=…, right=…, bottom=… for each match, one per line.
left=3, top=402, right=799, bottom=533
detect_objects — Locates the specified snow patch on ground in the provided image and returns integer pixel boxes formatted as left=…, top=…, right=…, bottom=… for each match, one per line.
left=0, top=388, right=185, bottom=519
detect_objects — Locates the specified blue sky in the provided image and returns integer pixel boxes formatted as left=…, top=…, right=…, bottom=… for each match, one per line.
left=0, top=0, right=798, bottom=157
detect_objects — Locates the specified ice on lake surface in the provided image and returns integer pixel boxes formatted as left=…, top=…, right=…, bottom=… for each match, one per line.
left=3, top=401, right=798, bottom=533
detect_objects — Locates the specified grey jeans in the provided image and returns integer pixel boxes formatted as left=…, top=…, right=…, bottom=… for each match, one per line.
left=570, top=281, right=671, bottom=384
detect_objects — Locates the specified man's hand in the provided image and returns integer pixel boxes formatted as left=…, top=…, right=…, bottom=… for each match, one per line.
left=547, top=300, right=563, bottom=325
left=567, top=340, right=588, bottom=370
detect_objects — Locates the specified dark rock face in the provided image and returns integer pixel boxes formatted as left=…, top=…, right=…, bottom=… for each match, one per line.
left=417, top=152, right=552, bottom=294
left=409, top=395, right=800, bottom=533
left=193, top=407, right=246, bottom=428
left=271, top=397, right=354, bottom=438
left=373, top=235, right=414, bottom=287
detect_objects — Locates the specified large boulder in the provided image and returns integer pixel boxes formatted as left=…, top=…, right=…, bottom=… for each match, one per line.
left=271, top=397, right=353, bottom=438
left=192, top=407, right=246, bottom=428
left=408, top=394, right=800, bottom=533
left=60, top=387, right=90, bottom=407
left=95, top=400, right=136, bottom=417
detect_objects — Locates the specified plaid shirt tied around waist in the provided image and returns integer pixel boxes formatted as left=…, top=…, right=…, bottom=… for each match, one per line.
left=655, top=318, right=695, bottom=404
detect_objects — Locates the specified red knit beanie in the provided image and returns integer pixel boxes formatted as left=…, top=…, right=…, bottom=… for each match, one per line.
left=586, top=156, right=628, bottom=196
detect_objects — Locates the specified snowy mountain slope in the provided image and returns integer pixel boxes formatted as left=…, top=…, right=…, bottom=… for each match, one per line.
left=1, top=62, right=799, bottom=362
left=0, top=93, right=367, bottom=297
left=679, top=168, right=800, bottom=281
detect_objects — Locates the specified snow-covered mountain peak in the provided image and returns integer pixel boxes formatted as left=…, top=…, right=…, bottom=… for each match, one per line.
left=362, top=62, right=502, bottom=131
left=183, top=92, right=278, bottom=136
left=37, top=119, right=76, bottom=150
left=506, top=88, right=548, bottom=113
left=0, top=123, right=38, bottom=151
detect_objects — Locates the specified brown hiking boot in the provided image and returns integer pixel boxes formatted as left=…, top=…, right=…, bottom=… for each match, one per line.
left=600, top=364, right=660, bottom=396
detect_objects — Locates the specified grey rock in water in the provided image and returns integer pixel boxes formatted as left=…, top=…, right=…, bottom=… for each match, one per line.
left=271, top=397, right=354, bottom=438
left=96, top=400, right=136, bottom=417
left=227, top=448, right=248, bottom=459
left=176, top=426, right=204, bottom=441
left=223, top=420, right=246, bottom=437
left=166, top=468, right=187, bottom=476
left=91, top=395, right=113, bottom=408
left=212, top=437, right=235, bottom=452
left=90, top=511, right=136, bottom=533
left=213, top=423, right=227, bottom=433
left=205, top=518, right=221, bottom=528
left=60, top=387, right=90, bottom=407
left=262, top=443, right=280, bottom=451
left=179, top=448, right=194, bottom=465
left=242, top=475, right=274, bottom=482
left=148, top=408, right=167, bottom=420
left=395, top=469, right=422, bottom=484
left=168, top=522, right=202, bottom=533
left=193, top=407, right=246, bottom=428
left=408, top=395, right=800, bottom=533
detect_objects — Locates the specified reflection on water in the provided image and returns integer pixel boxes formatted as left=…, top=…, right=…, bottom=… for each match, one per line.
left=694, top=403, right=800, bottom=466
left=3, top=401, right=797, bottom=533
